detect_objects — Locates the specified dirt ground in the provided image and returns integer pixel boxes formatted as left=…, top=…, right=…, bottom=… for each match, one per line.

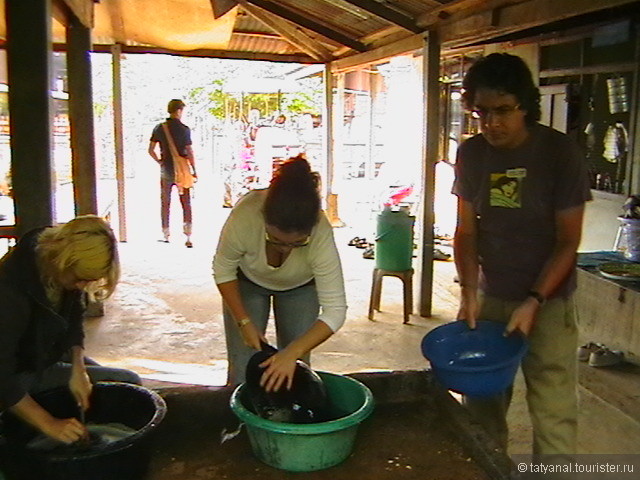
left=150, top=401, right=491, bottom=480
left=147, top=372, right=503, bottom=480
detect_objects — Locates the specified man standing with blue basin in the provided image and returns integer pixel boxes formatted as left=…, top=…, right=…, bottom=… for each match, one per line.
left=452, top=53, right=591, bottom=456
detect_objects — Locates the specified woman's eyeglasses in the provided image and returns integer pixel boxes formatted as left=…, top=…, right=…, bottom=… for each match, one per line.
left=265, top=232, right=310, bottom=248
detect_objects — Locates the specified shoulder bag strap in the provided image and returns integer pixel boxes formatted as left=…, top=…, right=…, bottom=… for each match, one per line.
left=161, top=122, right=180, bottom=160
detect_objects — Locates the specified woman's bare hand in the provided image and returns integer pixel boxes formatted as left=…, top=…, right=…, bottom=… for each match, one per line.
left=42, top=416, right=88, bottom=444
left=69, top=369, right=93, bottom=412
left=258, top=349, right=299, bottom=393
left=240, top=322, right=266, bottom=351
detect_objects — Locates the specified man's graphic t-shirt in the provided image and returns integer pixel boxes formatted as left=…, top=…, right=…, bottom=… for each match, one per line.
left=452, top=124, right=592, bottom=300
left=489, top=171, right=523, bottom=208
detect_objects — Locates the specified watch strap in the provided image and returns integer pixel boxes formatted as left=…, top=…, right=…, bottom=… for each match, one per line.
left=528, top=290, right=546, bottom=305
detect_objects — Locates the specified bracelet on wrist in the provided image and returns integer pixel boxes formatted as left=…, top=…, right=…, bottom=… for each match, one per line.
left=237, top=317, right=251, bottom=328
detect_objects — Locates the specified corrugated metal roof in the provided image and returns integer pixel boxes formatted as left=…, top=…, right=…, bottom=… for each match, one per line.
left=234, top=10, right=273, bottom=34
left=14, top=0, right=640, bottom=65
left=228, top=33, right=296, bottom=55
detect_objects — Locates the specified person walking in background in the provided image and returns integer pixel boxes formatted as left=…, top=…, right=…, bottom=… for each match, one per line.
left=148, top=99, right=197, bottom=247
left=0, top=215, right=140, bottom=444
left=213, top=155, right=347, bottom=392
left=452, top=53, right=591, bottom=455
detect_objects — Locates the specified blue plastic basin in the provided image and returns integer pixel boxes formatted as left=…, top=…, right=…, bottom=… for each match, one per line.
left=421, top=320, right=528, bottom=397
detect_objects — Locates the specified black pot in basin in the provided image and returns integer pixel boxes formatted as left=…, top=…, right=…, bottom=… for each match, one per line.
left=0, top=382, right=166, bottom=480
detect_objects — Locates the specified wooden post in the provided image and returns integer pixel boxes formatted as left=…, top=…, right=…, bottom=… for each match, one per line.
left=418, top=30, right=440, bottom=317
left=322, top=66, right=334, bottom=206
left=325, top=69, right=345, bottom=227
left=6, top=0, right=54, bottom=235
left=366, top=70, right=378, bottom=181
left=67, top=14, right=98, bottom=216
left=629, top=27, right=640, bottom=194
left=323, top=66, right=344, bottom=227
left=111, top=44, right=127, bottom=241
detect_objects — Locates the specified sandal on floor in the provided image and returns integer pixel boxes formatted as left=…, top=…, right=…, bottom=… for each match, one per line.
left=588, top=347, right=624, bottom=367
left=577, top=342, right=603, bottom=362
left=434, top=248, right=451, bottom=261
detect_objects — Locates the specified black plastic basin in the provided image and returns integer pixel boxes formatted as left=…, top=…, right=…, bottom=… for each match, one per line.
left=0, top=382, right=166, bottom=480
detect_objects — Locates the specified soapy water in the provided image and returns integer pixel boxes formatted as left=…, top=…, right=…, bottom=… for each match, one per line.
left=26, top=423, right=137, bottom=453
left=457, top=351, right=486, bottom=361
left=447, top=351, right=485, bottom=367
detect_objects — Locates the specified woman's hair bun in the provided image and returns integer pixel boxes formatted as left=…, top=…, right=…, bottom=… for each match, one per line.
left=271, top=154, right=319, bottom=191
left=264, top=154, right=321, bottom=233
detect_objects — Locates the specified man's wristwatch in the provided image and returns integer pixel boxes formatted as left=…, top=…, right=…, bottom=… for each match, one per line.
left=527, top=290, right=546, bottom=306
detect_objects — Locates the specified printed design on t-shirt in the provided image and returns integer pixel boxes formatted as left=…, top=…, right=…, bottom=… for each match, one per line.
left=489, top=168, right=526, bottom=208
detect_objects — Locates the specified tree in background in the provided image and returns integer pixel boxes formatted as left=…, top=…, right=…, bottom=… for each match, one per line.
left=91, top=54, right=322, bottom=179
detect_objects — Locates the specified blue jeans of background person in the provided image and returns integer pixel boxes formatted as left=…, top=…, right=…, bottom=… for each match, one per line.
left=223, top=276, right=319, bottom=386
left=32, top=362, right=142, bottom=394
left=17, top=360, right=142, bottom=396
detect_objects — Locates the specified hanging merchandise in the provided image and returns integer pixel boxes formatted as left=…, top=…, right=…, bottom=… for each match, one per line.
left=602, top=121, right=628, bottom=163
left=617, top=195, right=640, bottom=262
left=584, top=121, right=596, bottom=151
left=606, top=77, right=629, bottom=114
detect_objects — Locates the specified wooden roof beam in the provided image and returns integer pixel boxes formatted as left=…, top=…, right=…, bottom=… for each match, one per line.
left=87, top=43, right=318, bottom=63
left=438, top=0, right=640, bottom=48
left=331, top=24, right=404, bottom=57
left=342, top=0, right=423, bottom=33
left=210, top=0, right=239, bottom=19
left=52, top=1, right=71, bottom=27
left=417, top=0, right=529, bottom=28
left=105, top=0, right=127, bottom=45
left=53, top=0, right=94, bottom=28
left=242, top=3, right=334, bottom=61
left=330, top=34, right=423, bottom=72
left=233, top=30, right=282, bottom=39
left=243, top=0, right=368, bottom=52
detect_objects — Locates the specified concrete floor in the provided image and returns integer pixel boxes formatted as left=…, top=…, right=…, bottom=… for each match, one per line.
left=83, top=165, right=640, bottom=456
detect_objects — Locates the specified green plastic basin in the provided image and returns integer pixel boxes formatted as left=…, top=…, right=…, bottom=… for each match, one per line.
left=230, top=372, right=374, bottom=472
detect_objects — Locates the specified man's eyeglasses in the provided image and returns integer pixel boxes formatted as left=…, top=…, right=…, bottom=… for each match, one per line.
left=470, top=104, right=521, bottom=120
left=265, top=232, right=310, bottom=248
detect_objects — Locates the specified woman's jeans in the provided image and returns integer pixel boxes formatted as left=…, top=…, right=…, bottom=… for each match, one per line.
left=223, top=278, right=319, bottom=386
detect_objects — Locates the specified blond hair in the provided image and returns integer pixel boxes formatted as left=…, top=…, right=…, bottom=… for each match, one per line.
left=36, top=215, right=120, bottom=301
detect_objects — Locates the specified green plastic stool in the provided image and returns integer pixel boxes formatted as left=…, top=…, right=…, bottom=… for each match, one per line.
left=368, top=268, right=413, bottom=324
